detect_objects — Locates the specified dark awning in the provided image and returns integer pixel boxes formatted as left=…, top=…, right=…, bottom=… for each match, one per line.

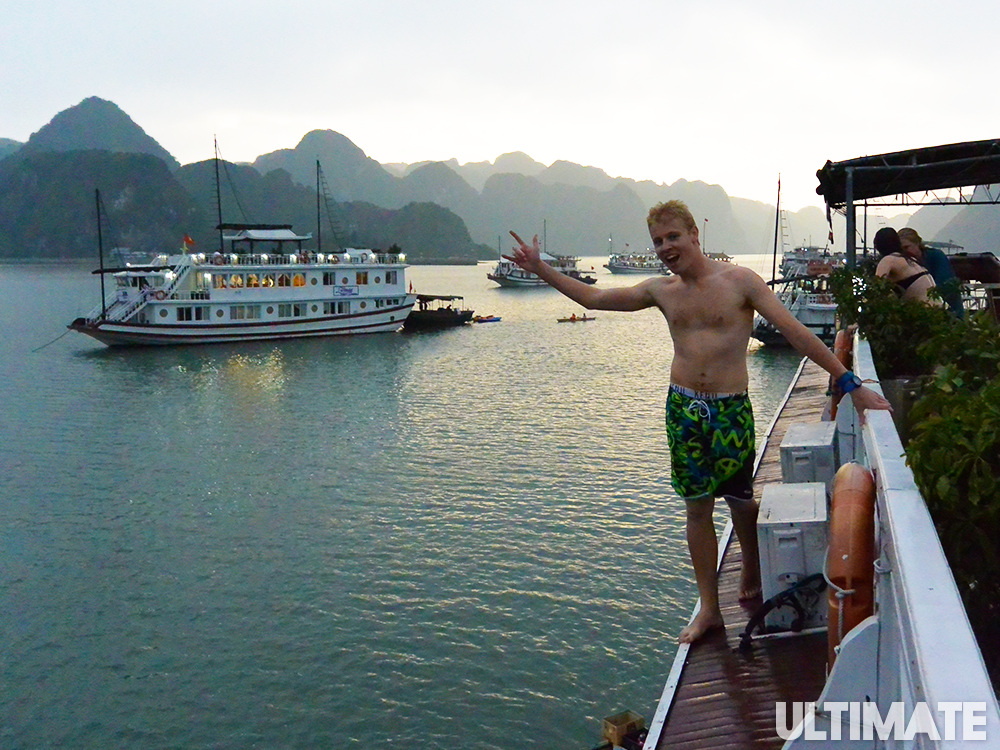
left=415, top=294, right=464, bottom=302
left=815, top=138, right=1000, bottom=208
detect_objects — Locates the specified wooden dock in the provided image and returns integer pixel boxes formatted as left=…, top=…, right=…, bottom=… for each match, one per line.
left=649, top=359, right=833, bottom=750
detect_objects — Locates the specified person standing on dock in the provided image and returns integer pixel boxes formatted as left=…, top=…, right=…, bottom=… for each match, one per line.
left=507, top=200, right=891, bottom=644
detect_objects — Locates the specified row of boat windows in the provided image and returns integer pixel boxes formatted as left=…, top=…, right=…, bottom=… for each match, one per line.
left=208, top=270, right=398, bottom=289
left=163, top=299, right=405, bottom=322
left=116, top=270, right=401, bottom=290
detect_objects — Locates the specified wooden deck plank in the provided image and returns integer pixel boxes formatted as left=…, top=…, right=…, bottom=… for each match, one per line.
left=653, top=360, right=832, bottom=750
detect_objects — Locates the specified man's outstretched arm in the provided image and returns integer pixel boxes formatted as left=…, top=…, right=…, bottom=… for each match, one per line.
left=746, top=270, right=892, bottom=423
left=507, top=231, right=655, bottom=311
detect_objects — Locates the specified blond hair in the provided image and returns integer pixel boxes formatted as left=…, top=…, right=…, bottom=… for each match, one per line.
left=897, top=227, right=924, bottom=248
left=646, top=200, right=697, bottom=232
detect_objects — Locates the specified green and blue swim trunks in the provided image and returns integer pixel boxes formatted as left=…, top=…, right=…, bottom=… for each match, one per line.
left=665, top=384, right=756, bottom=501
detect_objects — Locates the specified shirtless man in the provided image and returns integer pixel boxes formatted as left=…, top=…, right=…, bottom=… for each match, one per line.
left=507, top=200, right=891, bottom=643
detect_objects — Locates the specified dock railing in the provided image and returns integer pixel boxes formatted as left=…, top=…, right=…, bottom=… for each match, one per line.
left=798, top=333, right=1000, bottom=747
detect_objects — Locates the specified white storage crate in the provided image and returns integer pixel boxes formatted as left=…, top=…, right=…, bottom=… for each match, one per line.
left=780, top=421, right=838, bottom=486
left=757, top=482, right=828, bottom=630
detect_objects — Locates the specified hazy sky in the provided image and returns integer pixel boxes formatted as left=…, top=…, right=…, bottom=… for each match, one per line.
left=3, top=1, right=996, bottom=213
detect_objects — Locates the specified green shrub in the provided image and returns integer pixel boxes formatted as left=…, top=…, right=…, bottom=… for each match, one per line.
left=828, top=265, right=954, bottom=379
left=832, top=265, right=1000, bottom=687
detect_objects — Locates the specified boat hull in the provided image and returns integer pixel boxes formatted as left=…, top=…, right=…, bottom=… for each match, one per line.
left=604, top=266, right=664, bottom=274
left=752, top=318, right=836, bottom=347
left=69, top=305, right=413, bottom=346
left=402, top=310, right=474, bottom=330
left=486, top=273, right=548, bottom=287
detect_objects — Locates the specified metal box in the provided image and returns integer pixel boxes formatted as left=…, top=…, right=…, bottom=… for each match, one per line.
left=757, top=482, right=828, bottom=630
left=780, top=421, right=838, bottom=486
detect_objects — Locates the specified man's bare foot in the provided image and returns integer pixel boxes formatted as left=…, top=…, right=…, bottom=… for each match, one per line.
left=739, top=563, right=762, bottom=602
left=679, top=609, right=725, bottom=644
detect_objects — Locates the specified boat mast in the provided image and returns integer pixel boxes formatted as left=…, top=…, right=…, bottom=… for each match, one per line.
left=316, top=160, right=322, bottom=253
left=771, top=175, right=781, bottom=284
left=214, top=137, right=224, bottom=254
left=95, top=189, right=107, bottom=316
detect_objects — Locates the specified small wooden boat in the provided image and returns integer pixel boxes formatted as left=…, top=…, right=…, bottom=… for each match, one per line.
left=557, top=314, right=596, bottom=323
left=403, top=294, right=474, bottom=330
left=472, top=314, right=501, bottom=323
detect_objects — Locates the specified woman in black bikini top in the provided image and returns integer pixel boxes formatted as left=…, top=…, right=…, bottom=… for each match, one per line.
left=873, top=228, right=941, bottom=306
left=892, top=258, right=931, bottom=293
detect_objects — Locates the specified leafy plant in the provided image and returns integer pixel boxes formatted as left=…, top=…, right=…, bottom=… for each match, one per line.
left=907, top=367, right=1000, bottom=683
left=832, top=265, right=1000, bottom=687
left=828, top=265, right=954, bottom=379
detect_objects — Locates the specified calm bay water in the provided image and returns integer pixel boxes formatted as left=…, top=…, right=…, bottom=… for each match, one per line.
left=0, top=256, right=800, bottom=749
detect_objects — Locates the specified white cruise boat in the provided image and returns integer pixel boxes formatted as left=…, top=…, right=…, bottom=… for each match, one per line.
left=604, top=252, right=666, bottom=274
left=752, top=275, right=838, bottom=346
left=69, top=224, right=416, bottom=346
left=487, top=252, right=596, bottom=287
left=779, top=245, right=845, bottom=278
left=752, top=246, right=845, bottom=347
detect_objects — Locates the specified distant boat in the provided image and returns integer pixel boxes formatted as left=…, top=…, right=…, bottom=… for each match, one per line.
left=472, top=314, right=501, bottom=323
left=752, top=273, right=838, bottom=346
left=557, top=314, right=596, bottom=323
left=604, top=252, right=665, bottom=274
left=752, top=186, right=838, bottom=347
left=779, top=245, right=845, bottom=278
left=487, top=252, right=596, bottom=287
left=69, top=156, right=416, bottom=346
left=69, top=224, right=415, bottom=346
left=403, top=294, right=474, bottom=331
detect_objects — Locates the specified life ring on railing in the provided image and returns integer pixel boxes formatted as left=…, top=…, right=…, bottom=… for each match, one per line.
left=213, top=254, right=224, bottom=265
left=828, top=328, right=854, bottom=419
left=154, top=290, right=167, bottom=301
left=360, top=253, right=368, bottom=263
left=826, top=462, right=876, bottom=669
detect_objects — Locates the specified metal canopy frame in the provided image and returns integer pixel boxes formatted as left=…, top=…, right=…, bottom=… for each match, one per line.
left=815, top=138, right=1000, bottom=265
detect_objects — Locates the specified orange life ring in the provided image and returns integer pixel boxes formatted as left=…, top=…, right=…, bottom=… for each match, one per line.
left=828, top=328, right=854, bottom=418
left=154, top=290, right=167, bottom=301
left=826, top=462, right=876, bottom=669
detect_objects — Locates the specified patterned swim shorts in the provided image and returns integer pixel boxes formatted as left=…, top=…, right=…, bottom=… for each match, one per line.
left=665, top=385, right=756, bottom=501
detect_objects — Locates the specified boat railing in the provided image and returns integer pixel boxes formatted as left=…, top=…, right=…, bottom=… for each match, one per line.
left=161, top=264, right=189, bottom=298
left=173, top=290, right=211, bottom=301
left=799, top=291, right=836, bottom=306
left=199, top=252, right=406, bottom=268
left=962, top=281, right=1000, bottom=320
left=105, top=288, right=153, bottom=322
left=78, top=288, right=138, bottom=324
left=798, top=334, right=1000, bottom=745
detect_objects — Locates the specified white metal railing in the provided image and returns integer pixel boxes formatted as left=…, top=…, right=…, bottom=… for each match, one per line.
left=199, top=252, right=406, bottom=267
left=962, top=282, right=1000, bottom=318
left=788, top=335, right=1000, bottom=747
left=83, top=288, right=139, bottom=324
left=92, top=265, right=192, bottom=323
